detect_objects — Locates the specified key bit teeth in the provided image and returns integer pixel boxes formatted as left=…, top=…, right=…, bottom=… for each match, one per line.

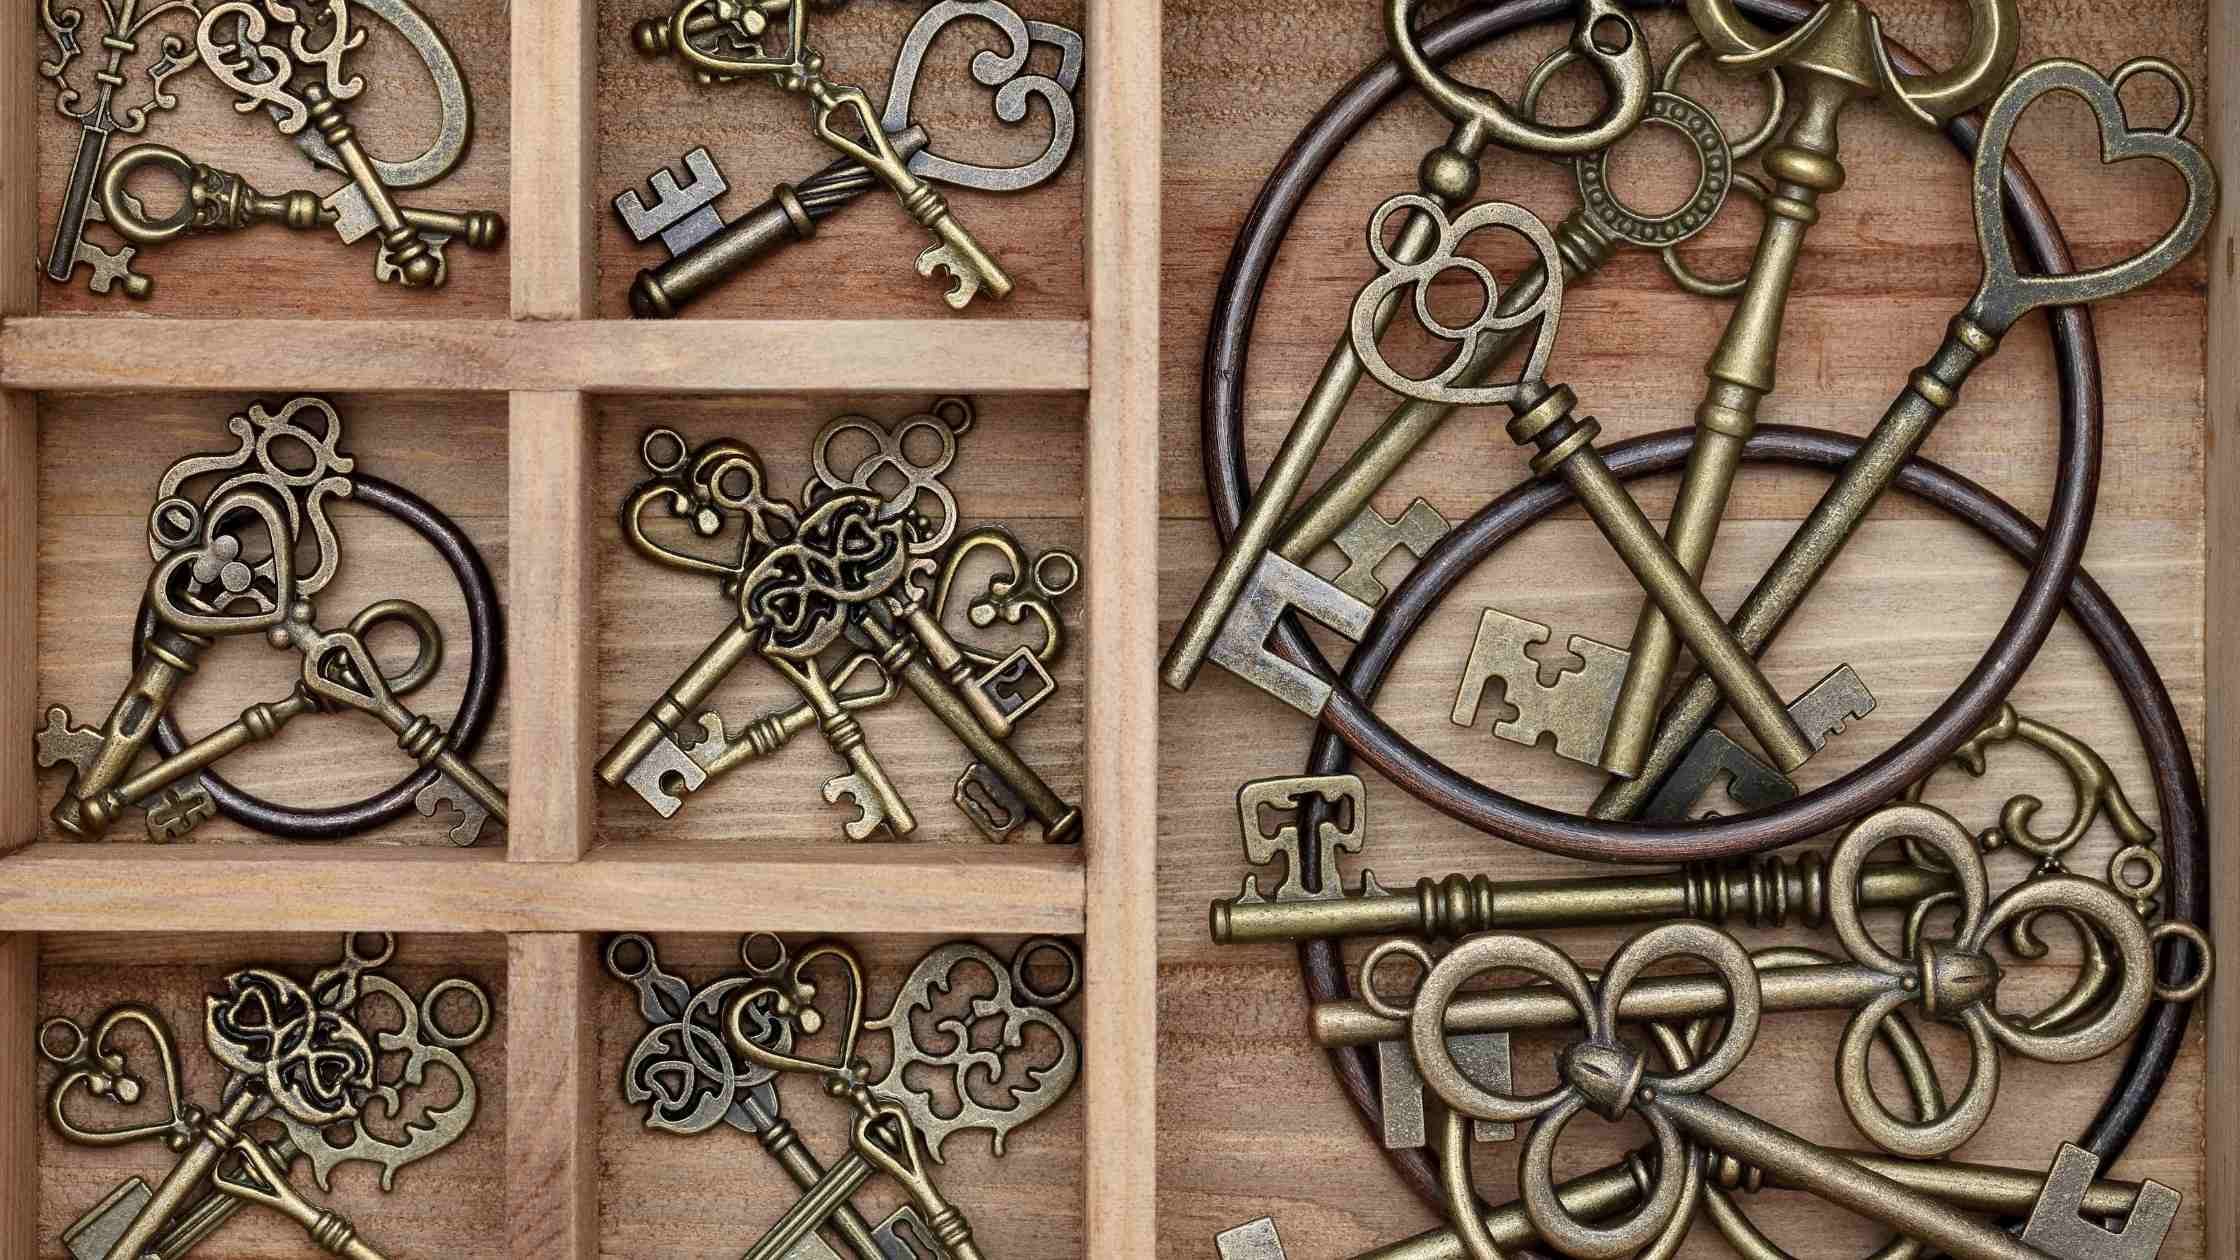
left=916, top=243, right=983, bottom=310
left=414, top=778, right=490, bottom=846
left=823, top=773, right=888, bottom=841
left=35, top=705, right=104, bottom=778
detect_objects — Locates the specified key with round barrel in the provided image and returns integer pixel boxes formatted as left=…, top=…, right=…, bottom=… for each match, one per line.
left=1595, top=57, right=2220, bottom=820
left=1598, top=0, right=2024, bottom=777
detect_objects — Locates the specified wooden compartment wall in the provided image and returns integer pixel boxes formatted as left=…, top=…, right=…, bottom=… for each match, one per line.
left=1157, top=2, right=2235, bottom=1258
left=0, top=0, right=1159, bottom=1255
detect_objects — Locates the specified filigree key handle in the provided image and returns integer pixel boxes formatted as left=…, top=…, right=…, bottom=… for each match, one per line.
left=640, top=0, right=1014, bottom=307
left=1330, top=802, right=2174, bottom=1159
left=1596, top=56, right=2220, bottom=822
left=1404, top=923, right=2183, bottom=1260
left=724, top=937, right=1082, bottom=1260
left=195, top=0, right=442, bottom=285
left=1599, top=0, right=2023, bottom=776
left=37, top=0, right=201, bottom=296
left=1158, top=0, right=1651, bottom=696
left=41, top=398, right=355, bottom=837
left=1344, top=194, right=1813, bottom=772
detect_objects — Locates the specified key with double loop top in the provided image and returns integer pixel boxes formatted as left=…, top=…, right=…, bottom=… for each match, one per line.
left=1161, top=0, right=1653, bottom=697
left=1598, top=55, right=2220, bottom=820
left=1598, top=0, right=2025, bottom=776
left=1325, top=802, right=2187, bottom=1159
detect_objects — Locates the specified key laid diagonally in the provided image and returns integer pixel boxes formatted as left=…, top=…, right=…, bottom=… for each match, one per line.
left=1600, top=0, right=2023, bottom=777
left=195, top=1, right=445, bottom=286
left=36, top=0, right=199, bottom=298
left=1594, top=57, right=2219, bottom=821
left=621, top=0, right=1083, bottom=316
left=1161, top=0, right=1652, bottom=694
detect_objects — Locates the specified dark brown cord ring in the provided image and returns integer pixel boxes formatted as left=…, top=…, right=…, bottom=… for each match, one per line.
left=140, top=474, right=505, bottom=841
left=1201, top=0, right=2101, bottom=864
left=1193, top=0, right=2200, bottom=1227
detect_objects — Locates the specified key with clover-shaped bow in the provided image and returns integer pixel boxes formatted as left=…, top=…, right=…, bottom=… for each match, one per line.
left=634, top=0, right=1015, bottom=308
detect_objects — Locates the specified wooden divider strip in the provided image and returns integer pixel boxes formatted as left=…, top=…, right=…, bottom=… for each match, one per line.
left=2202, top=4, right=2236, bottom=1256
left=506, top=933, right=600, bottom=1258
left=512, top=0, right=598, bottom=320
left=510, top=392, right=597, bottom=861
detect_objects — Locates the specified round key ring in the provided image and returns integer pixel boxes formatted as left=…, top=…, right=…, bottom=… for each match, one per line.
left=141, top=473, right=504, bottom=841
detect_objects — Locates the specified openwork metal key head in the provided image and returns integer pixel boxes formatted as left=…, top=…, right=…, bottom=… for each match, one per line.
left=879, top=0, right=1083, bottom=193
left=1687, top=0, right=2018, bottom=129
left=605, top=932, right=789, bottom=1136
left=1386, top=0, right=1651, bottom=157
left=1348, top=195, right=1564, bottom=408
left=40, top=1005, right=195, bottom=1150
left=623, top=428, right=799, bottom=591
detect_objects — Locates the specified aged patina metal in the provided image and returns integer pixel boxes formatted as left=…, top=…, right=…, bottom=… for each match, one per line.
left=1601, top=0, right=2023, bottom=777
left=1159, top=0, right=1654, bottom=696
left=1596, top=55, right=2217, bottom=821
left=42, top=935, right=491, bottom=1260
left=99, top=144, right=504, bottom=258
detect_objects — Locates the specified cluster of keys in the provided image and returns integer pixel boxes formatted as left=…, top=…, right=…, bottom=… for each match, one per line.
left=38, top=933, right=493, bottom=1260
left=1168, top=0, right=2224, bottom=1257
left=32, top=396, right=509, bottom=845
left=606, top=931, right=1081, bottom=1259
left=614, top=0, right=1084, bottom=314
left=37, top=0, right=502, bottom=298
left=598, top=397, right=1083, bottom=842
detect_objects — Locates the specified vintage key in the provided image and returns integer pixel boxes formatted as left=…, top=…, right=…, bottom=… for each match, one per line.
left=1272, top=48, right=1786, bottom=572
left=1327, top=803, right=2168, bottom=1160
left=1406, top=923, right=2182, bottom=1260
left=1597, top=57, right=2219, bottom=820
left=194, top=3, right=443, bottom=286
left=1345, top=194, right=1812, bottom=770
left=1600, top=0, right=2024, bottom=777
left=36, top=0, right=196, bottom=298
left=1161, top=0, right=1652, bottom=692
left=739, top=493, right=919, bottom=837
left=100, top=143, right=504, bottom=262
left=638, top=0, right=1023, bottom=308
left=1450, top=605, right=1875, bottom=790
left=606, top=934, right=920, bottom=1260
left=67, top=600, right=443, bottom=841
left=206, top=1139, right=393, bottom=1260
left=623, top=0, right=1082, bottom=316
left=1209, top=775, right=1948, bottom=946
left=1217, top=1140, right=2161, bottom=1260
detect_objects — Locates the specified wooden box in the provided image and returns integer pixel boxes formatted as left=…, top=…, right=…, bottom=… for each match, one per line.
left=1158, top=2, right=2235, bottom=1258
left=0, top=0, right=1158, bottom=1255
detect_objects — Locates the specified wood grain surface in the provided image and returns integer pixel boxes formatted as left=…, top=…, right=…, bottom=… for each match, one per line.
left=32, top=0, right=511, bottom=319
left=594, top=0, right=1089, bottom=321
left=34, top=391, right=511, bottom=849
left=32, top=933, right=508, bottom=1260
left=590, top=393, right=1088, bottom=849
left=1157, top=3, right=2212, bottom=1257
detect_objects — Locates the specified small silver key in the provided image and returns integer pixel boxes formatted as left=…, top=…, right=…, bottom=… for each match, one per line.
left=615, top=147, right=731, bottom=256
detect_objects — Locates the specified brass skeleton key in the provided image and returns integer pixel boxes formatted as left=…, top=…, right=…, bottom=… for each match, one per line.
left=1600, top=0, right=2024, bottom=776
left=209, top=1139, right=392, bottom=1260
left=100, top=144, right=504, bottom=254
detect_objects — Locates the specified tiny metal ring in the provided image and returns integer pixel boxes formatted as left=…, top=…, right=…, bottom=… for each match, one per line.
left=38, top=1017, right=87, bottom=1066
left=605, top=933, right=655, bottom=982
left=2109, top=844, right=2163, bottom=901
left=1359, top=938, right=1437, bottom=1021
left=928, top=396, right=976, bottom=436
left=2149, top=920, right=2212, bottom=1003
left=420, top=978, right=493, bottom=1049
left=1011, top=937, right=1082, bottom=1009
left=739, top=931, right=789, bottom=978
left=1661, top=173, right=1768, bottom=298
left=96, top=144, right=199, bottom=246
left=1661, top=40, right=1788, bottom=160
left=2109, top=57, right=2193, bottom=137
left=641, top=428, right=689, bottom=476
left=342, top=930, right=397, bottom=971
left=149, top=495, right=203, bottom=552
left=1034, top=548, right=1082, bottom=599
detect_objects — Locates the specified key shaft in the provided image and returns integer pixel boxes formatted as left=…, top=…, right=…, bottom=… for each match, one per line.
left=599, top=620, right=758, bottom=787
left=54, top=622, right=212, bottom=836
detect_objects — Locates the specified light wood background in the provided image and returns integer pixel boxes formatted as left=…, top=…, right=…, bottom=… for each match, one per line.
left=1158, top=3, right=2214, bottom=1257
left=1, top=0, right=1163, bottom=1254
